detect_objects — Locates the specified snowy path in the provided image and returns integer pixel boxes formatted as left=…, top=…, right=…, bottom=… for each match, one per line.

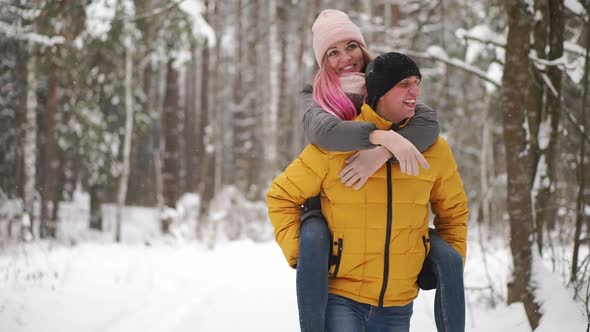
left=0, top=240, right=538, bottom=331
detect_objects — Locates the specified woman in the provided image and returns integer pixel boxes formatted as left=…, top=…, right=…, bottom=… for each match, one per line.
left=295, top=9, right=465, bottom=332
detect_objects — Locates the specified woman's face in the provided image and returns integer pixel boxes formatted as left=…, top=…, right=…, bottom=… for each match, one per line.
left=325, top=40, right=365, bottom=75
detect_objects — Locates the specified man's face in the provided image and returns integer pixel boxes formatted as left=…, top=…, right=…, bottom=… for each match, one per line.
left=375, top=76, right=421, bottom=124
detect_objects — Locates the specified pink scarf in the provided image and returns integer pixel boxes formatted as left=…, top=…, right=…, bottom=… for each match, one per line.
left=339, top=72, right=366, bottom=96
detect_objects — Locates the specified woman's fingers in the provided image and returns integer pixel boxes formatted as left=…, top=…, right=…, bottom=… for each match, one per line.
left=416, top=152, right=430, bottom=170
left=409, top=157, right=418, bottom=176
left=398, top=150, right=429, bottom=176
left=340, top=169, right=355, bottom=184
left=399, top=159, right=407, bottom=175
left=353, top=176, right=369, bottom=190
left=339, top=163, right=354, bottom=179
left=345, top=151, right=360, bottom=164
left=345, top=174, right=360, bottom=187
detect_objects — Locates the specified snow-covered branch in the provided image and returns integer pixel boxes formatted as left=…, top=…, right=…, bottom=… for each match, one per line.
left=0, top=21, right=64, bottom=46
left=564, top=41, right=588, bottom=57
left=457, top=28, right=587, bottom=62
left=539, top=72, right=559, bottom=97
left=566, top=111, right=590, bottom=144
left=119, top=0, right=185, bottom=22
left=564, top=0, right=588, bottom=20
left=383, top=45, right=589, bottom=145
left=382, top=46, right=502, bottom=88
left=456, top=27, right=506, bottom=49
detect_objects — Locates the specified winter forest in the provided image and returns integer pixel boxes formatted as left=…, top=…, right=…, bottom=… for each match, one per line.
left=0, top=0, right=589, bottom=331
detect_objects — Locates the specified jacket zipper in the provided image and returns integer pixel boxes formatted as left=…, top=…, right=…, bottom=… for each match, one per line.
left=332, top=238, right=343, bottom=277
left=378, top=160, right=394, bottom=307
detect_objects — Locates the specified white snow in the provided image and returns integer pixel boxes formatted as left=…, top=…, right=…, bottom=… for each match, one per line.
left=0, top=202, right=586, bottom=332
left=417, top=46, right=502, bottom=88
left=565, top=0, right=586, bottom=16
left=567, top=56, right=586, bottom=84
left=178, top=0, right=216, bottom=47
left=537, top=119, right=551, bottom=150
left=533, top=253, right=588, bottom=332
left=0, top=21, right=65, bottom=46
left=85, top=0, right=118, bottom=41
left=455, top=25, right=506, bottom=64
left=485, top=62, right=503, bottom=93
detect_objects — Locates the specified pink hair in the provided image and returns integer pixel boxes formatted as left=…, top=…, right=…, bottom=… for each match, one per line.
left=312, top=47, right=372, bottom=121
left=312, top=64, right=357, bottom=120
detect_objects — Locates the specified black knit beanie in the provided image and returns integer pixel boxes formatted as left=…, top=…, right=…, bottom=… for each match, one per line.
left=365, top=52, right=422, bottom=109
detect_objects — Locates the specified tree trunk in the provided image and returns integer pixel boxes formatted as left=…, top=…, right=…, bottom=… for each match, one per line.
left=89, top=185, right=104, bottom=231
left=127, top=64, right=157, bottom=206
left=528, top=0, right=547, bottom=253
left=361, top=0, right=374, bottom=49
left=276, top=2, right=293, bottom=170
left=571, top=14, right=590, bottom=285
left=230, top=0, right=244, bottom=188
left=292, top=0, right=312, bottom=159
left=501, top=1, right=541, bottom=328
left=232, top=0, right=254, bottom=195
left=115, top=31, right=135, bottom=242
left=292, top=0, right=320, bottom=157
left=534, top=0, right=564, bottom=241
left=212, top=0, right=223, bottom=195
left=23, top=42, right=38, bottom=240
left=262, top=0, right=278, bottom=183
left=155, top=63, right=167, bottom=210
left=246, top=0, right=262, bottom=199
left=184, top=48, right=198, bottom=193
left=127, top=3, right=157, bottom=207
left=40, top=58, right=60, bottom=239
left=196, top=0, right=216, bottom=241
left=161, top=58, right=180, bottom=232
left=480, top=105, right=492, bottom=226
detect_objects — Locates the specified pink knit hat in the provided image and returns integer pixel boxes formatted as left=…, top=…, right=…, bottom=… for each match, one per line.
left=312, top=9, right=366, bottom=67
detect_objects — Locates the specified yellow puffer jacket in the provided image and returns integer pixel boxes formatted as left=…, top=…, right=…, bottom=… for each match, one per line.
left=267, top=103, right=469, bottom=307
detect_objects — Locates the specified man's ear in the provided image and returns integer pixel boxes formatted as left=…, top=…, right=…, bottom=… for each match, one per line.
left=374, top=98, right=383, bottom=114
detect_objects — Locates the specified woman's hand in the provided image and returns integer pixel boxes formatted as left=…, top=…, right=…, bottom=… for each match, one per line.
left=339, top=146, right=391, bottom=190
left=369, top=130, right=430, bottom=176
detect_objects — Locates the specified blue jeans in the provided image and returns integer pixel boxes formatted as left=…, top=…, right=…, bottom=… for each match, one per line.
left=297, top=217, right=465, bottom=332
left=297, top=217, right=331, bottom=332
left=423, top=229, right=466, bottom=332
left=326, top=293, right=413, bottom=332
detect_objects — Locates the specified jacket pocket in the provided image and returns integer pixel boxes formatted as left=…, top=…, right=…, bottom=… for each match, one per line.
left=329, top=232, right=344, bottom=278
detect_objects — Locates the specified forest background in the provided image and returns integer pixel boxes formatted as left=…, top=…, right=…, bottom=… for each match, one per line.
left=1, top=0, right=589, bottom=329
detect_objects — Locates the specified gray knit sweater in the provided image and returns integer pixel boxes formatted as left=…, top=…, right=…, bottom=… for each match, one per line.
left=300, top=85, right=439, bottom=153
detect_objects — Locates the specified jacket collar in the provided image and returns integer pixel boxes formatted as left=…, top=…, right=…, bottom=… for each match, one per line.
left=357, top=104, right=410, bottom=131
left=359, top=103, right=392, bottom=130
left=358, top=103, right=411, bottom=131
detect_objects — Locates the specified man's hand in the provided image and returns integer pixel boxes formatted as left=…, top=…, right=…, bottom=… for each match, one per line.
left=370, top=130, right=429, bottom=176
left=339, top=146, right=391, bottom=190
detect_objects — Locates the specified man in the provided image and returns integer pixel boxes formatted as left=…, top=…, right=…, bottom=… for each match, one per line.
left=267, top=52, right=469, bottom=332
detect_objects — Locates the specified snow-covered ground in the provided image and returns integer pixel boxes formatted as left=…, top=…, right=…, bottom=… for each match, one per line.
left=0, top=201, right=587, bottom=331
left=0, top=240, right=524, bottom=332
